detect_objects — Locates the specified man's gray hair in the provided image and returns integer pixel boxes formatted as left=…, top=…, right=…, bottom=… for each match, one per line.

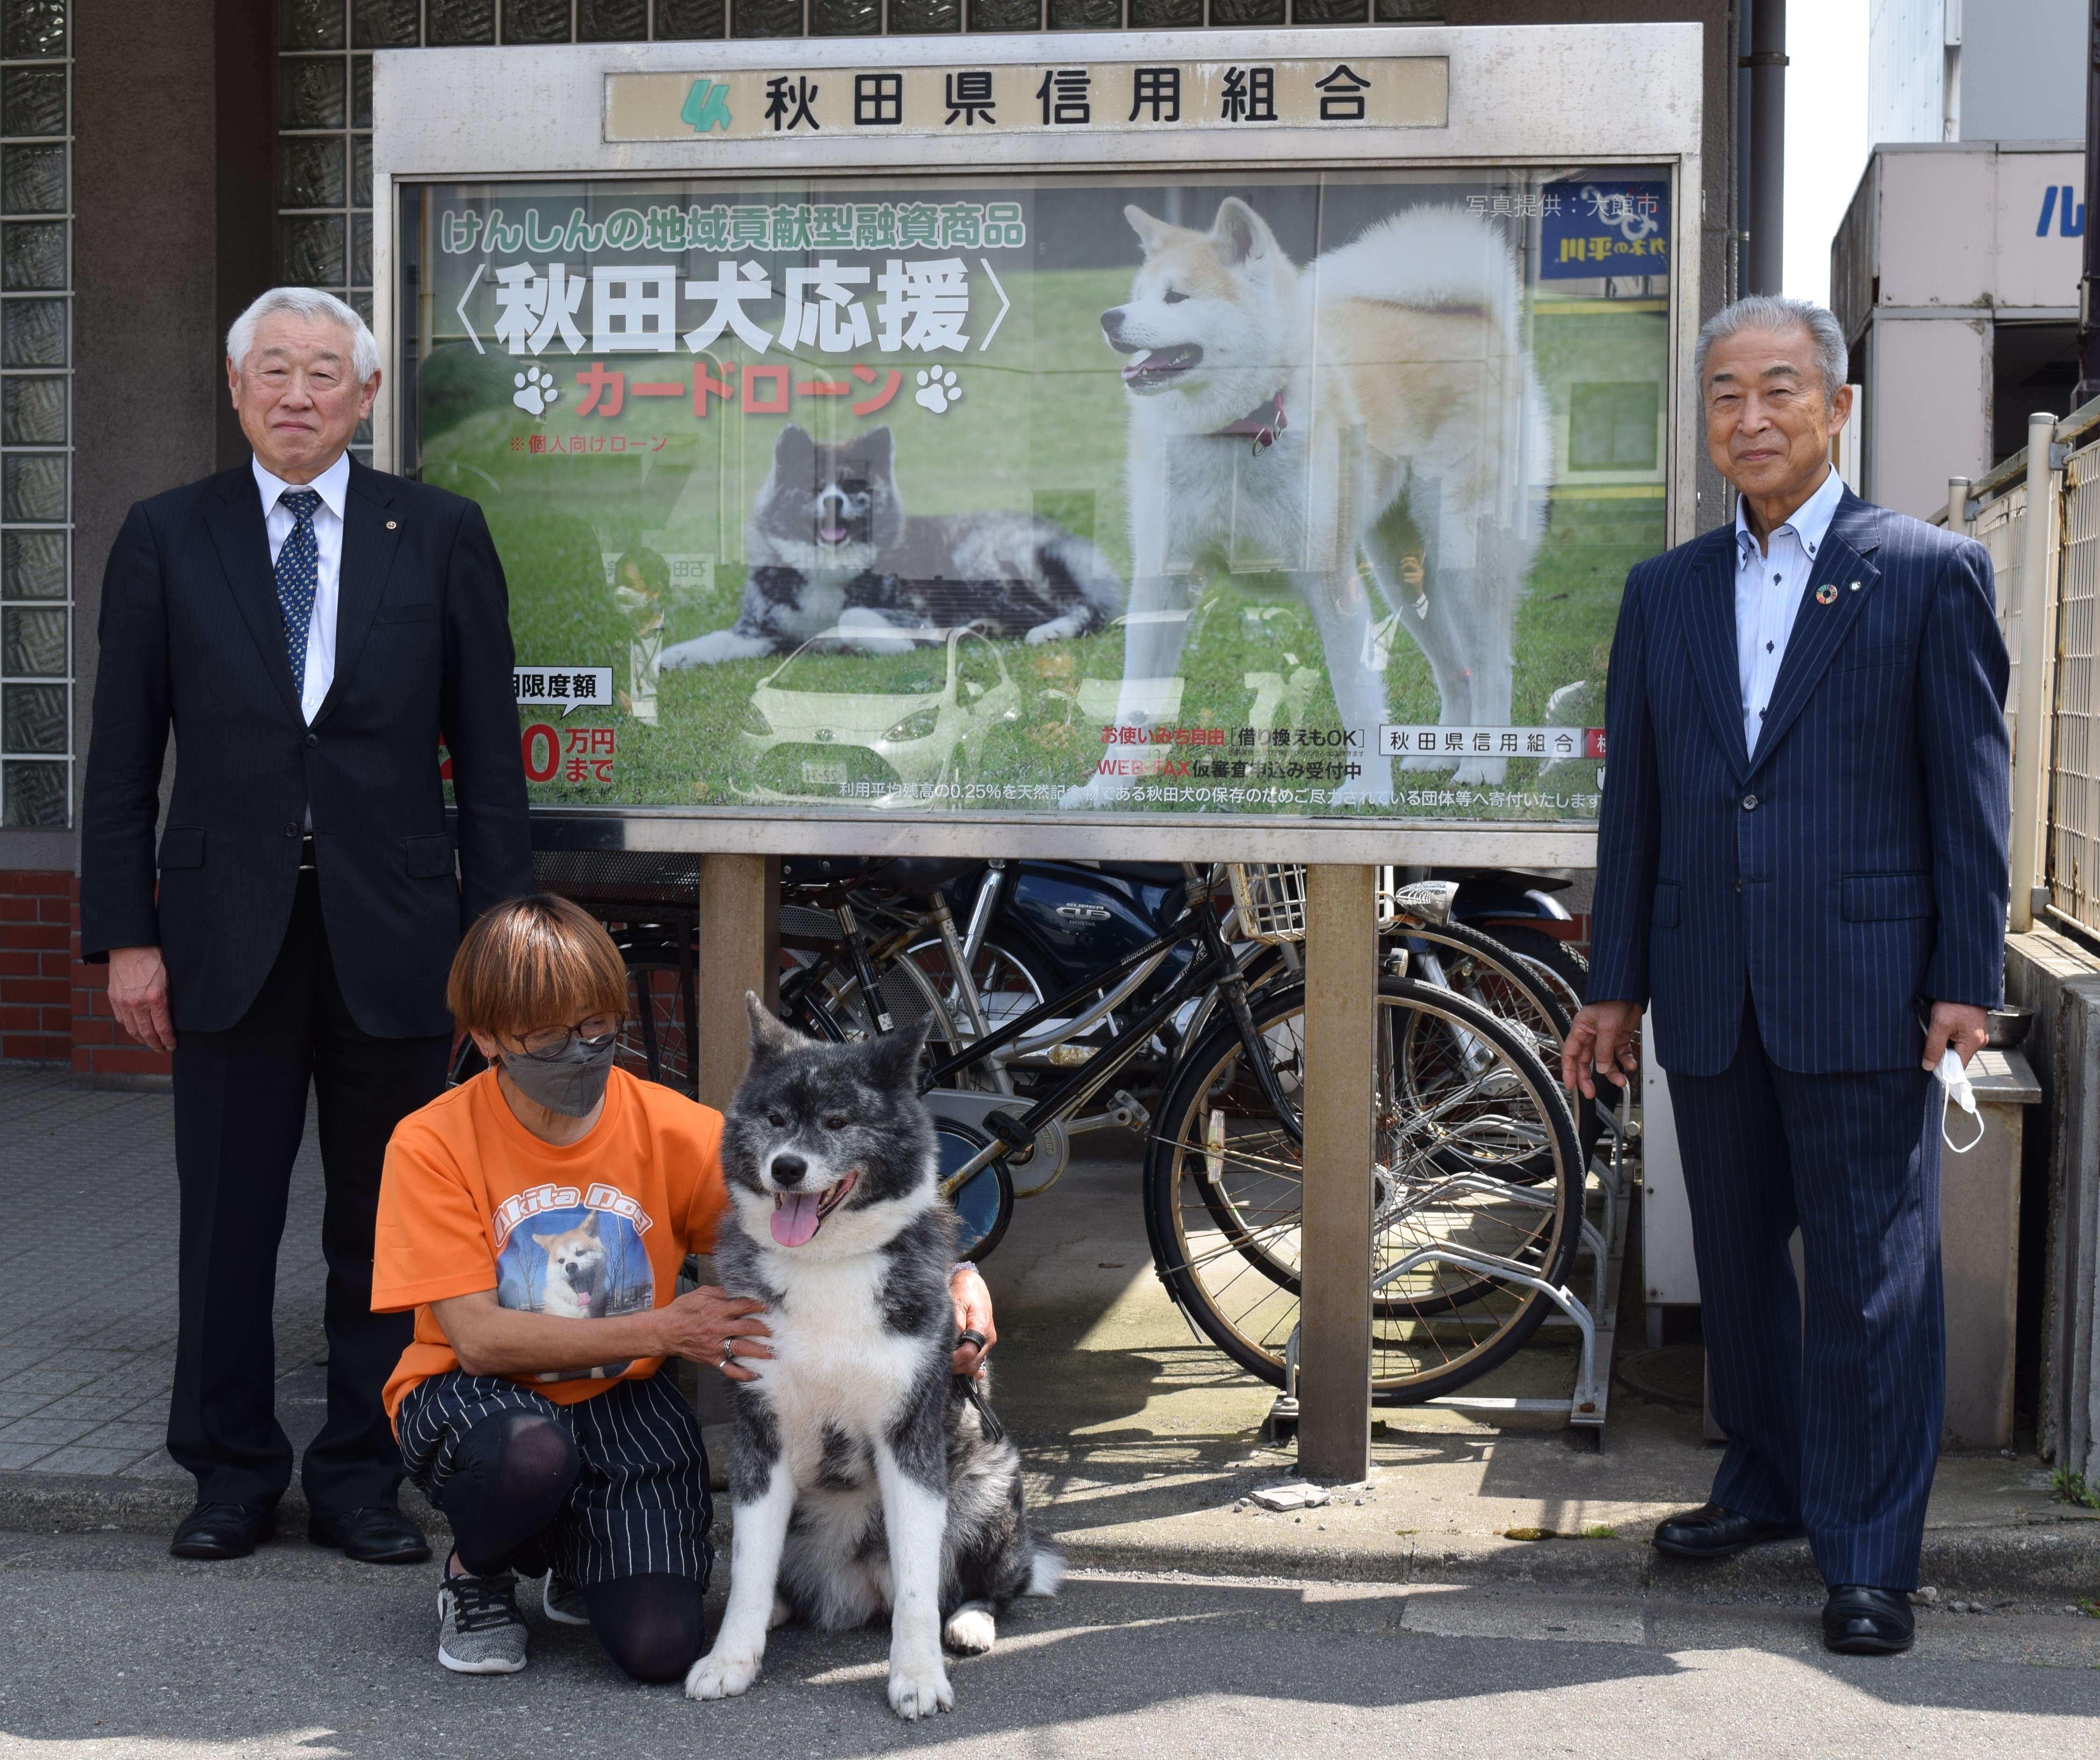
left=226, top=287, right=379, bottom=381
left=1694, top=295, right=1848, bottom=404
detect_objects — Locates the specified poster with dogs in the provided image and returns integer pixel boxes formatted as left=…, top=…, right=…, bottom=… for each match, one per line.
left=410, top=168, right=1671, bottom=823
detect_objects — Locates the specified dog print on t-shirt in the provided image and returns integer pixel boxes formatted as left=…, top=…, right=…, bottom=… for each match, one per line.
left=493, top=1186, right=656, bottom=1382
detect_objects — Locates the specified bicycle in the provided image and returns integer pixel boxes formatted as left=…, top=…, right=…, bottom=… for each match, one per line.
left=778, top=858, right=1588, bottom=1403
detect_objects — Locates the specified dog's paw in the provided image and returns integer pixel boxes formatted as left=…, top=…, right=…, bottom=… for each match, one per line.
left=684, top=1648, right=761, bottom=1702
left=888, top=1660, right=955, bottom=1719
left=942, top=1604, right=997, bottom=1654
left=1450, top=757, right=1509, bottom=787
left=658, top=629, right=773, bottom=669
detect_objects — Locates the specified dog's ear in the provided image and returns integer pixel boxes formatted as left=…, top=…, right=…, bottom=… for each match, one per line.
left=1211, top=197, right=1276, bottom=268
left=746, top=991, right=801, bottom=1062
left=1124, top=204, right=1172, bottom=257
left=862, top=1010, right=931, bottom=1090
left=853, top=425, right=894, bottom=474
left=774, top=423, right=817, bottom=481
left=531, top=1232, right=554, bottom=1250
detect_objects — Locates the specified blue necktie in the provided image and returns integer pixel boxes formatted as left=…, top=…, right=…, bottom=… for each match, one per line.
left=275, top=488, right=322, bottom=698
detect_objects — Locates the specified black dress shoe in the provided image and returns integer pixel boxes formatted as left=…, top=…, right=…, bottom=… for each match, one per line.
left=170, top=1501, right=275, bottom=1560
left=1823, top=1584, right=1916, bottom=1654
left=1651, top=1502, right=1806, bottom=1560
left=307, top=1504, right=432, bottom=1565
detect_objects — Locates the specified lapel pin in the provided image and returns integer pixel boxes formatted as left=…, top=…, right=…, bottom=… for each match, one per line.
left=1815, top=583, right=1838, bottom=605
left=385, top=520, right=397, bottom=530
left=1848, top=580, right=1860, bottom=591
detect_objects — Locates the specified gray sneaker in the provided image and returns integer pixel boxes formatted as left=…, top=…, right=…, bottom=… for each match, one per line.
left=541, top=1570, right=590, bottom=1626
left=437, top=1569, right=528, bottom=1674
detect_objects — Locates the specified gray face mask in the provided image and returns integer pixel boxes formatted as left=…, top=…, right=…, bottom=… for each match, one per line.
left=500, top=1034, right=617, bottom=1118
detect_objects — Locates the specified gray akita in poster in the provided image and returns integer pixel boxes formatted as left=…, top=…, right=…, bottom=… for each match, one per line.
left=658, top=424, right=1122, bottom=662
left=1068, top=197, right=1553, bottom=805
left=685, top=1000, right=1061, bottom=1721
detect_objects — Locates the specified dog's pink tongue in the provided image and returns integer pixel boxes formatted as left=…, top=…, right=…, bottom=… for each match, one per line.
left=772, top=1190, right=822, bottom=1248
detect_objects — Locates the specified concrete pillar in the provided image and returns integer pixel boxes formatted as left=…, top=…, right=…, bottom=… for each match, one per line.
left=1295, top=863, right=1377, bottom=1481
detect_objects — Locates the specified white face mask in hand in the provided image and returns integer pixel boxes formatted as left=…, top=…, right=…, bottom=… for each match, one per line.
left=1936, top=1048, right=1984, bottom=1154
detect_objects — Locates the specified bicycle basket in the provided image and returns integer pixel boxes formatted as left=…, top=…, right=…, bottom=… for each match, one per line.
left=1223, top=866, right=1458, bottom=944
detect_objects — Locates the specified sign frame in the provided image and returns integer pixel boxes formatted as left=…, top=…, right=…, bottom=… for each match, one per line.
left=372, top=24, right=1702, bottom=862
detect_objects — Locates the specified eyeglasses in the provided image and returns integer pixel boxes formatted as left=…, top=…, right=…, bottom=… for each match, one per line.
left=511, top=1013, right=623, bottom=1061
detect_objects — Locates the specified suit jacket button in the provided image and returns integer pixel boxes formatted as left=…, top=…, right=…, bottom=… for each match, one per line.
left=304, top=733, right=318, bottom=748
left=283, top=822, right=299, bottom=837
left=1741, top=793, right=1758, bottom=810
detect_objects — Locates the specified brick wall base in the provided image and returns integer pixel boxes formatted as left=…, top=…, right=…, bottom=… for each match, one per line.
left=0, top=870, right=174, bottom=1086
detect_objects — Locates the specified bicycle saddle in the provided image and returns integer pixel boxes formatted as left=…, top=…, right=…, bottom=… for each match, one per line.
left=869, top=856, right=982, bottom=895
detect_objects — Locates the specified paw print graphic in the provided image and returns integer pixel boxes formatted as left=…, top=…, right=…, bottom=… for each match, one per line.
left=513, top=365, right=559, bottom=417
left=914, top=368, right=961, bottom=415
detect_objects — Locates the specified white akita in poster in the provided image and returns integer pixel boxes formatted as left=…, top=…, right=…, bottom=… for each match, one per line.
left=1067, top=196, right=1553, bottom=806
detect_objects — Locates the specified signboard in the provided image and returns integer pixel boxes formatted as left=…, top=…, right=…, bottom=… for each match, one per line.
left=404, top=165, right=1668, bottom=823
left=603, top=58, right=1448, bottom=142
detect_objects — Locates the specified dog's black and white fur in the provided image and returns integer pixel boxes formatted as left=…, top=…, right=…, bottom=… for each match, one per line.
left=657, top=424, right=1122, bottom=664
left=684, top=999, right=1061, bottom=1720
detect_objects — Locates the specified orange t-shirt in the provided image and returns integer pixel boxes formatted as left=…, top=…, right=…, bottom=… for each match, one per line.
left=372, top=1066, right=729, bottom=1422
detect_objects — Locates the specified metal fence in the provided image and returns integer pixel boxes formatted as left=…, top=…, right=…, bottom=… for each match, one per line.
left=1948, top=404, right=2100, bottom=941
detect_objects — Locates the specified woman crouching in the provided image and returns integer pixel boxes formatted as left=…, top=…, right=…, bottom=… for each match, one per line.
left=371, top=895, right=995, bottom=1681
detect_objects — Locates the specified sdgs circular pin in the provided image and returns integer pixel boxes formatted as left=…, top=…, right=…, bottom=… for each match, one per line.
left=1816, top=583, right=1839, bottom=605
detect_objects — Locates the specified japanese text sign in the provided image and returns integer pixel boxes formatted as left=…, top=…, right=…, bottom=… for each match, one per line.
left=603, top=58, right=1447, bottom=143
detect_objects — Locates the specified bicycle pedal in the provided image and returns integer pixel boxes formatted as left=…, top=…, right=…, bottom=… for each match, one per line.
left=983, top=1107, right=1036, bottom=1152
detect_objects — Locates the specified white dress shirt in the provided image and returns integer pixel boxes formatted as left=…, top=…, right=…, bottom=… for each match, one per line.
left=1734, top=464, right=1847, bottom=755
left=253, top=450, right=350, bottom=727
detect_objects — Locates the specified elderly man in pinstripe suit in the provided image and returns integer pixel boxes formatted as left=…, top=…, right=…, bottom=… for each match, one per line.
left=1565, top=295, right=2011, bottom=1656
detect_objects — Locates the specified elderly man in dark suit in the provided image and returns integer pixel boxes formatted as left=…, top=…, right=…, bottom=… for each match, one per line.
left=81, top=287, right=533, bottom=1565
left=1565, top=295, right=2010, bottom=1655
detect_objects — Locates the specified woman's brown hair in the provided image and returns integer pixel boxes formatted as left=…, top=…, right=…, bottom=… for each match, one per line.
left=448, top=894, right=628, bottom=1041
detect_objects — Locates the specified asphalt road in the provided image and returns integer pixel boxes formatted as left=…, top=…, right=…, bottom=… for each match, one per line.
left=1, top=1530, right=2095, bottom=1759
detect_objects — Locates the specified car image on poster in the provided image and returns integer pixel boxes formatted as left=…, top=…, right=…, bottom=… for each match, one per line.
left=403, top=166, right=1668, bottom=825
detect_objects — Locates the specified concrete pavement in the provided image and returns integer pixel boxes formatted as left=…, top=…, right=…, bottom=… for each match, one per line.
left=0, top=1534, right=2095, bottom=1760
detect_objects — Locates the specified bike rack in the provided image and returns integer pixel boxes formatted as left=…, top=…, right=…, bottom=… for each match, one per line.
left=1266, top=1083, right=1638, bottom=1443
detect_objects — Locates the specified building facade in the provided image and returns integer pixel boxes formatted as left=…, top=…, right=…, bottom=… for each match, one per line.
left=0, top=0, right=1737, bottom=1081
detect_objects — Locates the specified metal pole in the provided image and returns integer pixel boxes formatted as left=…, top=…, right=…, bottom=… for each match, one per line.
left=1746, top=0, right=1787, bottom=295
left=1296, top=864, right=1377, bottom=1483
left=2010, top=414, right=2057, bottom=935
left=1947, top=475, right=1970, bottom=534
left=2078, top=0, right=2100, bottom=404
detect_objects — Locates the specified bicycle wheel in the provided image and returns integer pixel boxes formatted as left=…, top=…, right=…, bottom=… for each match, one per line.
left=1145, top=977, right=1583, bottom=1403
left=1480, top=924, right=1589, bottom=1018
left=896, top=934, right=1050, bottom=1092
left=1398, top=921, right=1570, bottom=1050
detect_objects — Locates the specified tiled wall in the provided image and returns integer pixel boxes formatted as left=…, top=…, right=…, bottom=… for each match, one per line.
left=0, top=1, right=70, bottom=830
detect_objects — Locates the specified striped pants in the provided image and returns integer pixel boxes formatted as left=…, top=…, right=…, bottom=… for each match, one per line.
left=397, top=1369, right=712, bottom=1588
left=1667, top=998, right=1943, bottom=1591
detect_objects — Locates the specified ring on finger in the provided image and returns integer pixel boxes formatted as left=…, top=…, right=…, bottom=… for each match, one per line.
left=719, top=1338, right=736, bottom=1368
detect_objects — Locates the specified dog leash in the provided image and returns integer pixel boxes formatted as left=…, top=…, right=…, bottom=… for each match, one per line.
left=954, top=1329, right=1006, bottom=1443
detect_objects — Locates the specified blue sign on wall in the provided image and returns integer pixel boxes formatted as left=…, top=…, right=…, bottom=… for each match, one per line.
left=1541, top=178, right=1669, bottom=280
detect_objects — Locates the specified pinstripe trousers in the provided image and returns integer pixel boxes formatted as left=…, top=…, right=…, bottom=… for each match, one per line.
left=1666, top=998, right=1944, bottom=1591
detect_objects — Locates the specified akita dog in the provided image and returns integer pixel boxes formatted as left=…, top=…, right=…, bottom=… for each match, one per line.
left=684, top=1000, right=1061, bottom=1721
left=1066, top=197, right=1553, bottom=805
